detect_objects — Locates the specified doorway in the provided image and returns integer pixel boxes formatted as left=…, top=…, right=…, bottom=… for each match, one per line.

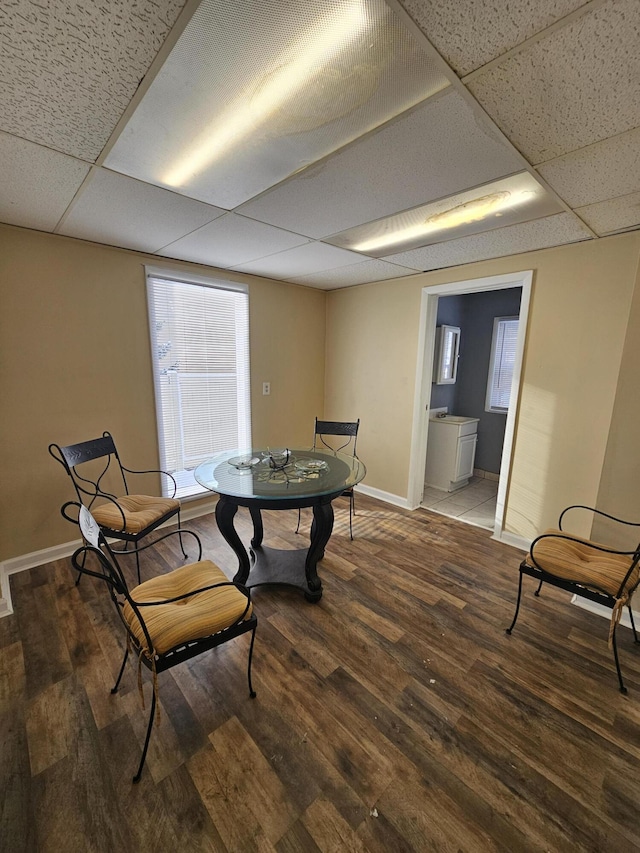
left=407, top=271, right=533, bottom=541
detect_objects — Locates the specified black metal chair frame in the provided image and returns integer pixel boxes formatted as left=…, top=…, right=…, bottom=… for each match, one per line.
left=49, top=431, right=200, bottom=583
left=63, top=501, right=257, bottom=783
left=506, top=504, right=640, bottom=693
left=295, top=418, right=360, bottom=540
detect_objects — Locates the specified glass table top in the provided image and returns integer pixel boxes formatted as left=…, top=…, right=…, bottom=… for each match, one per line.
left=194, top=448, right=366, bottom=501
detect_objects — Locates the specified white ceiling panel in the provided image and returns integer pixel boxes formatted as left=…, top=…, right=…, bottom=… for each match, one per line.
left=575, top=192, right=640, bottom=236
left=468, top=0, right=640, bottom=164
left=289, top=258, right=420, bottom=288
left=158, top=213, right=310, bottom=267
left=58, top=169, right=225, bottom=253
left=231, top=242, right=365, bottom=278
left=0, top=0, right=186, bottom=161
left=384, top=213, right=592, bottom=271
left=0, top=132, right=90, bottom=231
left=237, top=90, right=525, bottom=238
left=105, top=0, right=450, bottom=209
left=537, top=127, right=640, bottom=208
left=401, top=0, right=588, bottom=76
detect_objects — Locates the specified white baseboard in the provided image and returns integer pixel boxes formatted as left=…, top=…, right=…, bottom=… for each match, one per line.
left=492, top=530, right=529, bottom=552
left=356, top=483, right=411, bottom=510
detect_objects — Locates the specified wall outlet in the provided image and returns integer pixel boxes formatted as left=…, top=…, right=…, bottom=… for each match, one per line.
left=262, top=381, right=271, bottom=395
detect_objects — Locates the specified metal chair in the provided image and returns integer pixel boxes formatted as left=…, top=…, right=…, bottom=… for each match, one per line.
left=49, top=432, right=200, bottom=583
left=296, top=418, right=360, bottom=540
left=63, top=501, right=257, bottom=783
left=506, top=504, right=640, bottom=693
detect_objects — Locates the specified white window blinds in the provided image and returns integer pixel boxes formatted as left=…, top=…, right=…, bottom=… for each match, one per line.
left=486, top=316, right=519, bottom=413
left=146, top=271, right=251, bottom=498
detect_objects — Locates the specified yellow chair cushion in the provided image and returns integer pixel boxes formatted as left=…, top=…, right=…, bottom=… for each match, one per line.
left=92, top=494, right=179, bottom=534
left=123, top=560, right=253, bottom=656
left=526, top=529, right=639, bottom=598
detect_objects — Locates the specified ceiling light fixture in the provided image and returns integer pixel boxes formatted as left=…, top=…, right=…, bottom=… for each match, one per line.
left=162, top=2, right=370, bottom=188
left=353, top=189, right=536, bottom=253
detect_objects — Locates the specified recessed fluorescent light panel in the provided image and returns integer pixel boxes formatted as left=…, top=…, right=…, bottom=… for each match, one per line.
left=104, top=0, right=450, bottom=209
left=326, top=172, right=564, bottom=256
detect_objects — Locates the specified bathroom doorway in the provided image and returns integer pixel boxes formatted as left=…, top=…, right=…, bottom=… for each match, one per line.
left=407, top=271, right=532, bottom=541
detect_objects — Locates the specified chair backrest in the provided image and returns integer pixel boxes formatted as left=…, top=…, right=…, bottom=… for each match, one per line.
left=312, top=418, right=359, bottom=457
left=49, top=432, right=128, bottom=508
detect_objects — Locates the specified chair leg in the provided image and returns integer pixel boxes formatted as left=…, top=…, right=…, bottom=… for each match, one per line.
left=134, top=548, right=141, bottom=585
left=628, top=604, right=639, bottom=644
left=247, top=624, right=257, bottom=699
left=506, top=569, right=524, bottom=635
left=133, top=688, right=156, bottom=783
left=295, top=508, right=302, bottom=534
left=534, top=579, right=543, bottom=596
left=111, top=647, right=129, bottom=694
left=177, top=510, right=188, bottom=560
left=611, top=622, right=628, bottom=695
left=75, top=548, right=87, bottom=586
left=348, top=494, right=354, bottom=541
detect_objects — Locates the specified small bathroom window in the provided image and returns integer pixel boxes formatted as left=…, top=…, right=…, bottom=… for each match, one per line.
left=433, top=325, right=460, bottom=385
left=486, top=316, right=519, bottom=412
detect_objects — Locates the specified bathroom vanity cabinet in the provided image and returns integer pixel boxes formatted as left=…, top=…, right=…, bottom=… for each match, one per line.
left=425, top=416, right=479, bottom=492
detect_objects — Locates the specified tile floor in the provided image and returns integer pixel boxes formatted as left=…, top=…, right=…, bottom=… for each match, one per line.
left=421, top=476, right=498, bottom=530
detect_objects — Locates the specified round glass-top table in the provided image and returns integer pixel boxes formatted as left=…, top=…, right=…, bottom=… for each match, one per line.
left=195, top=449, right=366, bottom=601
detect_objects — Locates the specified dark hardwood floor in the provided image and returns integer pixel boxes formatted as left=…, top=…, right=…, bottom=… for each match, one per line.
left=2, top=494, right=640, bottom=852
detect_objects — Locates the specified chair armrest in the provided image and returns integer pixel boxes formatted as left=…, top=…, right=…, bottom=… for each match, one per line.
left=559, top=505, right=640, bottom=532
left=120, top=465, right=178, bottom=499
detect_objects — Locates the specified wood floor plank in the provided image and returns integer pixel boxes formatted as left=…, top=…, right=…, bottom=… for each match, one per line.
left=0, top=640, right=25, bottom=714
left=300, top=797, right=369, bottom=853
left=0, top=705, right=36, bottom=853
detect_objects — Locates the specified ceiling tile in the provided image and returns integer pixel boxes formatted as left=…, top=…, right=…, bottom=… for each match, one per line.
left=237, top=90, right=525, bottom=238
left=288, top=258, right=421, bottom=289
left=537, top=127, right=640, bottom=208
left=158, top=213, right=310, bottom=266
left=384, top=213, right=592, bottom=270
left=231, top=242, right=365, bottom=278
left=0, top=133, right=90, bottom=231
left=575, top=192, right=640, bottom=236
left=58, top=169, right=225, bottom=252
left=400, top=0, right=588, bottom=76
left=0, top=0, right=187, bottom=161
left=467, top=0, right=640, bottom=164
left=105, top=0, right=450, bottom=209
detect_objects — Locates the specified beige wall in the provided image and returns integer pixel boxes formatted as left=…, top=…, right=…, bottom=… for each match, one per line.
left=0, top=224, right=326, bottom=560
left=325, top=232, right=640, bottom=541
left=593, top=249, right=640, bottom=549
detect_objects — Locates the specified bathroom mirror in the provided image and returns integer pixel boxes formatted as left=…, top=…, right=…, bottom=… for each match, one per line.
left=433, top=325, right=460, bottom=385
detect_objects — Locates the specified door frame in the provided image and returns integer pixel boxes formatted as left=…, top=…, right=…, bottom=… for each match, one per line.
left=407, top=270, right=533, bottom=541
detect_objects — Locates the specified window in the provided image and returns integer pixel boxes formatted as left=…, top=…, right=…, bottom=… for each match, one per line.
left=486, top=316, right=519, bottom=413
left=146, top=269, right=251, bottom=498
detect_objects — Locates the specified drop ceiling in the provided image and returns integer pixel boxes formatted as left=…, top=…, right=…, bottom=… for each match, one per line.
left=1, top=0, right=638, bottom=290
